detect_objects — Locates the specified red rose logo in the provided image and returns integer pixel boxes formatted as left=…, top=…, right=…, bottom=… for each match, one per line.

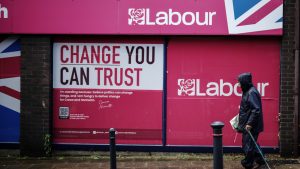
left=178, top=79, right=195, bottom=96
left=128, top=8, right=145, bottom=25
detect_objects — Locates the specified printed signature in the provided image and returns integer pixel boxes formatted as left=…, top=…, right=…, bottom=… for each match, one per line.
left=99, top=100, right=112, bottom=109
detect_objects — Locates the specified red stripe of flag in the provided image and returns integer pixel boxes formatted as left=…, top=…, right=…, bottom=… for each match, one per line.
left=0, top=86, right=20, bottom=100
left=0, top=56, right=20, bottom=78
left=238, top=1, right=282, bottom=26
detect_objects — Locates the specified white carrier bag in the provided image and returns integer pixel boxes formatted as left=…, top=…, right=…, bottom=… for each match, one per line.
left=230, top=114, right=239, bottom=130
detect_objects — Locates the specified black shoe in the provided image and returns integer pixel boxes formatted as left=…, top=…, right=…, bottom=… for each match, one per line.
left=256, top=160, right=265, bottom=165
left=253, top=161, right=266, bottom=169
left=253, top=163, right=264, bottom=169
left=241, top=161, right=253, bottom=169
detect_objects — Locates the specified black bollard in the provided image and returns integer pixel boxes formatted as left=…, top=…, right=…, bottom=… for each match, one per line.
left=211, top=121, right=225, bottom=169
left=109, top=128, right=116, bottom=169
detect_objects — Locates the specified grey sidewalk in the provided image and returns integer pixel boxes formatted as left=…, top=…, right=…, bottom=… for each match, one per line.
left=0, top=150, right=300, bottom=169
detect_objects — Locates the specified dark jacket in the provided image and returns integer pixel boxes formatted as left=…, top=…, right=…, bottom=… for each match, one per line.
left=237, top=73, right=264, bottom=134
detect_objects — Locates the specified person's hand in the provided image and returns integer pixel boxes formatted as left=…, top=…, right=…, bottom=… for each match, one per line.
left=245, top=125, right=252, bottom=131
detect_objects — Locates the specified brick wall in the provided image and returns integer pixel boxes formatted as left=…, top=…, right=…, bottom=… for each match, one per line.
left=280, top=0, right=298, bottom=157
left=20, top=36, right=51, bottom=156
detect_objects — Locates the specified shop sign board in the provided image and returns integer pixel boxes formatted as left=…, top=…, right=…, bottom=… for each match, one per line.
left=0, top=0, right=282, bottom=35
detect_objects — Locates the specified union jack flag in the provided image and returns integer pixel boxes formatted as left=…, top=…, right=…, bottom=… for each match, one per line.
left=0, top=37, right=20, bottom=143
left=225, top=0, right=283, bottom=34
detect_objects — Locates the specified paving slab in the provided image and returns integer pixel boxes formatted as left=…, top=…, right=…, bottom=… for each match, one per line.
left=0, top=150, right=299, bottom=169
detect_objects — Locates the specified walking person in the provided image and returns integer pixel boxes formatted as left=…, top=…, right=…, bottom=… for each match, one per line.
left=237, top=72, right=265, bottom=169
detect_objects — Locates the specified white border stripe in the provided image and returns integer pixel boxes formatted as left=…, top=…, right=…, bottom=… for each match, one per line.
left=0, top=77, right=20, bottom=92
left=0, top=37, right=19, bottom=53
left=0, top=51, right=21, bottom=59
left=0, top=92, right=20, bottom=113
left=224, top=0, right=235, bottom=34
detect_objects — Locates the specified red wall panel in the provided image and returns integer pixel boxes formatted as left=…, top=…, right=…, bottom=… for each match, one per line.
left=167, top=37, right=280, bottom=147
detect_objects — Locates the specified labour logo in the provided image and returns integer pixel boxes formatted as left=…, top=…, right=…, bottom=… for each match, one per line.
left=178, top=79, right=195, bottom=96
left=224, top=0, right=282, bottom=34
left=128, top=8, right=145, bottom=25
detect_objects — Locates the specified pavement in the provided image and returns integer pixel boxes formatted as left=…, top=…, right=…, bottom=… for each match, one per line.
left=0, top=150, right=300, bottom=169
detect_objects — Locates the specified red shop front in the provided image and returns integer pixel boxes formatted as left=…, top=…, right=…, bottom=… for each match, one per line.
left=0, top=0, right=282, bottom=150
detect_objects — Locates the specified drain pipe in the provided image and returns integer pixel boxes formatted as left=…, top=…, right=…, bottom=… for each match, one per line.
left=294, top=49, right=299, bottom=157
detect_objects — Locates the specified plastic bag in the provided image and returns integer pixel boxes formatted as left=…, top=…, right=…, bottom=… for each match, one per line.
left=230, top=114, right=239, bottom=130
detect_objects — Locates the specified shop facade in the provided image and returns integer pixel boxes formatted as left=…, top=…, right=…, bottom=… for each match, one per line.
left=0, top=0, right=299, bottom=157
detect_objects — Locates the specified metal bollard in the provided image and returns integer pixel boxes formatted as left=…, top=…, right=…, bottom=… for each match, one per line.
left=109, top=128, right=116, bottom=169
left=211, top=121, right=225, bottom=169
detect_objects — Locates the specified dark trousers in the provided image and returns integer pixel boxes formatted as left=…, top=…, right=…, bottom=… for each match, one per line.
left=241, top=131, right=264, bottom=168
